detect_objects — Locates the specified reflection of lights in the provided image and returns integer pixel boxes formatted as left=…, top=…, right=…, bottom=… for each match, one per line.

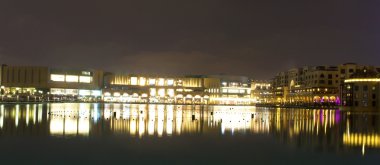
left=0, top=105, right=4, bottom=129
left=157, top=105, right=164, bottom=137
left=343, top=133, right=380, bottom=148
left=15, top=105, right=19, bottom=127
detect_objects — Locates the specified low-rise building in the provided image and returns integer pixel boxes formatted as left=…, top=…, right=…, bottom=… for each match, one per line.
left=341, top=67, right=380, bottom=110
left=102, top=74, right=220, bottom=104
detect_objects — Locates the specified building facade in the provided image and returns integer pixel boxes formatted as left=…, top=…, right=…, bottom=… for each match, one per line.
left=341, top=67, right=380, bottom=110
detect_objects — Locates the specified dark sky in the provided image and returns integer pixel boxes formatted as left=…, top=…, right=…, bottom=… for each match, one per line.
left=0, top=0, right=379, bottom=79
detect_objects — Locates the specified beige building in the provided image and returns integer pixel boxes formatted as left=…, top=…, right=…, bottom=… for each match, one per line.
left=0, top=64, right=104, bottom=101
left=341, top=68, right=380, bottom=110
left=103, top=74, right=220, bottom=104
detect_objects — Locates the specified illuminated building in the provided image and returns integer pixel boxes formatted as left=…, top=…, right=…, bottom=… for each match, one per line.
left=272, top=65, right=341, bottom=105
left=341, top=67, right=380, bottom=110
left=251, top=80, right=273, bottom=104
left=102, top=74, right=220, bottom=104
left=208, top=75, right=253, bottom=105
left=0, top=64, right=103, bottom=102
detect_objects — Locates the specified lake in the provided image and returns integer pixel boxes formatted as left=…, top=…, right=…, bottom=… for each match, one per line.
left=0, top=103, right=379, bottom=164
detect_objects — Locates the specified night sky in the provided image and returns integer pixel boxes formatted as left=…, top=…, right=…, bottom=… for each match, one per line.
left=0, top=0, right=379, bottom=79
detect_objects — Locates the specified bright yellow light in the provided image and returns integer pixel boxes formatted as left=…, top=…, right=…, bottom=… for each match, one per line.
left=345, top=78, right=380, bottom=83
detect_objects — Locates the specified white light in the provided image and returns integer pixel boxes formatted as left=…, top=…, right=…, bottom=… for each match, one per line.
left=79, top=90, right=91, bottom=96
left=158, top=78, right=165, bottom=86
left=114, top=92, right=120, bottom=97
left=51, top=74, right=65, bottom=82
left=158, top=89, right=165, bottom=97
left=131, top=77, right=138, bottom=85
left=91, top=90, right=101, bottom=96
left=148, top=79, right=155, bottom=85
left=167, top=79, right=174, bottom=86
left=79, top=76, right=92, bottom=83
left=167, top=89, right=174, bottom=97
left=139, top=77, right=146, bottom=86
left=66, top=75, right=79, bottom=82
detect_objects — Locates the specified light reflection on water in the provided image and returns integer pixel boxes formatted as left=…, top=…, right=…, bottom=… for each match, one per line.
left=0, top=103, right=380, bottom=156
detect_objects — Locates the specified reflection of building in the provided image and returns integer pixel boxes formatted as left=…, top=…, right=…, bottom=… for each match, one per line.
left=102, top=74, right=220, bottom=104
left=341, top=67, right=380, bottom=110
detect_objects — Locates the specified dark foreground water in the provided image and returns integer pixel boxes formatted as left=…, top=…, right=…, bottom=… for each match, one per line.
left=0, top=103, right=379, bottom=164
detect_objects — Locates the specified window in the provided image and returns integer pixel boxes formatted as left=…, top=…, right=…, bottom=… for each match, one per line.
left=328, top=80, right=332, bottom=85
left=139, top=77, right=146, bottom=86
left=51, top=74, right=65, bottom=82
left=363, top=85, right=368, bottom=91
left=349, top=69, right=354, bottom=73
left=158, top=78, right=165, bottom=86
left=373, top=101, right=377, bottom=107
left=354, top=86, right=359, bottom=91
left=328, top=74, right=332, bottom=79
left=319, top=80, right=325, bottom=84
left=79, top=76, right=92, bottom=83
left=65, top=75, right=78, bottom=82
left=167, top=79, right=174, bottom=86
left=373, top=94, right=376, bottom=99
left=149, top=79, right=156, bottom=85
left=340, top=69, right=345, bottom=74
left=131, top=77, right=138, bottom=85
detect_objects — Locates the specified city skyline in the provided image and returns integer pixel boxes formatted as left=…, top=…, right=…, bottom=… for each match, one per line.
left=1, top=0, right=380, bottom=79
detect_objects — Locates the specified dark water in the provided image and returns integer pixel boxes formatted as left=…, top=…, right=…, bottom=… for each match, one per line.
left=0, top=103, right=379, bottom=164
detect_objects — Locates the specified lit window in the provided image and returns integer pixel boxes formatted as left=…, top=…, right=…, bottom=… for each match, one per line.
left=51, top=74, right=65, bottom=82
left=79, top=76, right=92, bottom=83
left=91, top=90, right=101, bottom=96
left=150, top=88, right=156, bottom=96
left=149, top=79, right=156, bottom=85
left=79, top=90, right=91, bottom=96
left=114, top=92, right=121, bottom=97
left=158, top=88, right=165, bottom=97
left=66, top=75, right=79, bottom=82
left=158, top=78, right=165, bottom=86
left=81, top=71, right=91, bottom=75
left=167, top=89, right=174, bottom=97
left=131, top=77, right=138, bottom=85
left=167, top=79, right=174, bottom=86
left=139, top=77, right=146, bottom=86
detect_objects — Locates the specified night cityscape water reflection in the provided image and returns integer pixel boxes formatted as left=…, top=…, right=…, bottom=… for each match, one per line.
left=0, top=103, right=379, bottom=164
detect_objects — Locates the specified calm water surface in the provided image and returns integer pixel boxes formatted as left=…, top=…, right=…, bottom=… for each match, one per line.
left=0, top=103, right=379, bottom=164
